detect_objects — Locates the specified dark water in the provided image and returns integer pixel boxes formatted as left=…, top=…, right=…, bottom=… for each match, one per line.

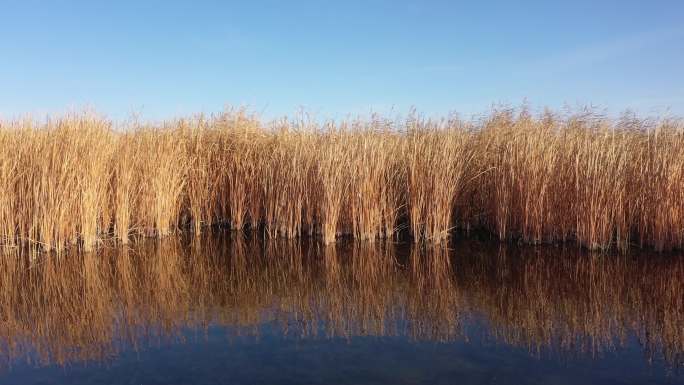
left=0, top=235, right=682, bottom=384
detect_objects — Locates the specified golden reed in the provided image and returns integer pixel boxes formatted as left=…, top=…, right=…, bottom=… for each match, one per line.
left=0, top=108, right=682, bottom=252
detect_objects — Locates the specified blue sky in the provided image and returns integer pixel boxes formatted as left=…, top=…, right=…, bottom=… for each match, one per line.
left=1, top=0, right=683, bottom=120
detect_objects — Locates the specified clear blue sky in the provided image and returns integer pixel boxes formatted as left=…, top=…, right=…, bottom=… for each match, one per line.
left=1, top=0, right=683, bottom=120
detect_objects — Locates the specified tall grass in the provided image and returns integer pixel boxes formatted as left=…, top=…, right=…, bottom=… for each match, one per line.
left=406, top=116, right=474, bottom=242
left=0, top=107, right=683, bottom=251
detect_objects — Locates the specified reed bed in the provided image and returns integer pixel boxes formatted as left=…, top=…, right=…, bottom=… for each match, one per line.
left=0, top=108, right=683, bottom=252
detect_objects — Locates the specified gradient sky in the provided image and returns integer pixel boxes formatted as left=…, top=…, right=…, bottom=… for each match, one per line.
left=1, top=0, right=683, bottom=121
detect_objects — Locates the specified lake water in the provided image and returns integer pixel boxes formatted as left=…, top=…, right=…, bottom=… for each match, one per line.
left=0, top=234, right=682, bottom=384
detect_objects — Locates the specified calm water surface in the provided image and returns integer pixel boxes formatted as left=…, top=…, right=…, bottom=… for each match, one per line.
left=0, top=236, right=682, bottom=384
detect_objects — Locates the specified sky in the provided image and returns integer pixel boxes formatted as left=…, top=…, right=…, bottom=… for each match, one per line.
left=1, top=0, right=683, bottom=121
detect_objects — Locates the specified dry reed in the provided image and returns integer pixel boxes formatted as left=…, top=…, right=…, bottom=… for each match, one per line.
left=1, top=107, right=683, bottom=251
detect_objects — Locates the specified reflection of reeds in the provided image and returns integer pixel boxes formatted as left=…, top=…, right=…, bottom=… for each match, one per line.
left=452, top=242, right=684, bottom=366
left=1, top=109, right=684, bottom=251
left=406, top=245, right=461, bottom=341
left=0, top=238, right=681, bottom=369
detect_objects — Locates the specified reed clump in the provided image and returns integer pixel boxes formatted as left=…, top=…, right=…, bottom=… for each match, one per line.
left=0, top=107, right=683, bottom=251
left=406, top=116, right=474, bottom=242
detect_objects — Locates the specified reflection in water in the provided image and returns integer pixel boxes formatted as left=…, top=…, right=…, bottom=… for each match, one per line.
left=0, top=235, right=682, bottom=373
